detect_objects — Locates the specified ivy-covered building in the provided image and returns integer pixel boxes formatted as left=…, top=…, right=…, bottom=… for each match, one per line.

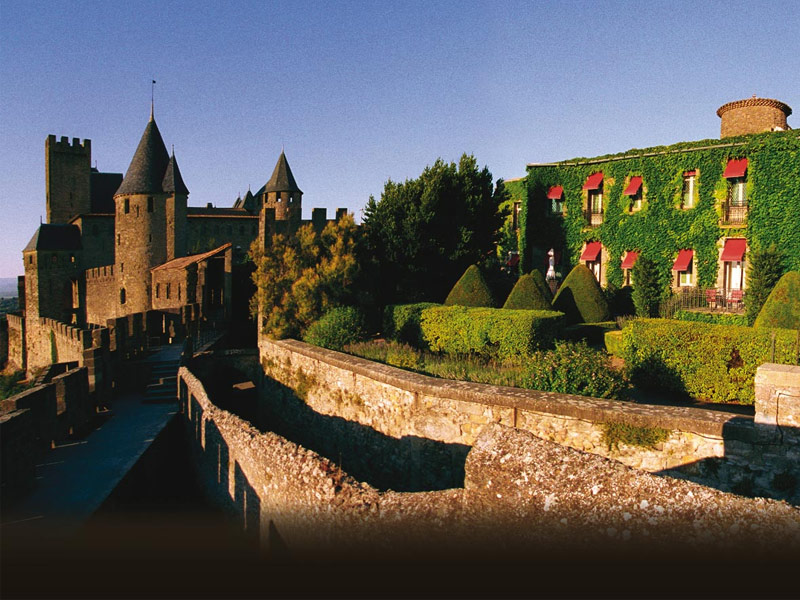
left=518, top=97, right=799, bottom=302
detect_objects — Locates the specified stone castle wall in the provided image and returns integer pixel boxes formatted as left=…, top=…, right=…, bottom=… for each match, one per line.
left=179, top=358, right=800, bottom=558
left=6, top=313, right=25, bottom=371
left=718, top=97, right=792, bottom=138
left=186, top=215, right=258, bottom=256
left=46, top=136, right=91, bottom=225
left=259, top=337, right=800, bottom=503
left=85, top=265, right=118, bottom=324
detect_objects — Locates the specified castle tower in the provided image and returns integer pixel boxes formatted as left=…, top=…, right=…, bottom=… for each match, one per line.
left=46, top=136, right=92, bottom=224
left=262, top=151, right=303, bottom=222
left=113, top=112, right=171, bottom=314
left=163, top=151, right=189, bottom=261
left=717, top=96, right=792, bottom=138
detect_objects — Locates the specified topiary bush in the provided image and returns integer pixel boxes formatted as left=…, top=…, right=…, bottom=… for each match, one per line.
left=673, top=310, right=748, bottom=327
left=302, top=306, right=366, bottom=351
left=383, top=303, right=440, bottom=346
left=754, top=271, right=800, bottom=330
left=502, top=271, right=552, bottom=310
left=551, top=264, right=610, bottom=324
left=526, top=341, right=627, bottom=400
left=622, top=318, right=800, bottom=404
left=745, top=244, right=786, bottom=326
left=444, top=264, right=496, bottom=307
left=631, top=255, right=663, bottom=317
left=420, top=305, right=564, bottom=360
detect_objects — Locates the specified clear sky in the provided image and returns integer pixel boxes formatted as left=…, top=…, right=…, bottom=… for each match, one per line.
left=1, top=0, right=798, bottom=278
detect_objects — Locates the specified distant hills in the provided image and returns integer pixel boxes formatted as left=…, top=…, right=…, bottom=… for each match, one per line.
left=0, top=277, right=19, bottom=299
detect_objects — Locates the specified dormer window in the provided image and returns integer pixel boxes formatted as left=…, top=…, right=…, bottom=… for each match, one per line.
left=681, top=170, right=697, bottom=209
left=623, top=176, right=643, bottom=213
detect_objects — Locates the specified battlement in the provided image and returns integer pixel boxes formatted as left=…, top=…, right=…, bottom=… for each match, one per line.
left=38, top=317, right=91, bottom=348
left=85, top=264, right=115, bottom=280
left=6, top=312, right=24, bottom=329
left=47, top=135, right=91, bottom=154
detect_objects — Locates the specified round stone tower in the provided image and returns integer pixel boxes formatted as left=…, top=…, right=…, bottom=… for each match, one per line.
left=113, top=112, right=171, bottom=315
left=717, top=96, right=792, bottom=138
left=262, top=151, right=302, bottom=222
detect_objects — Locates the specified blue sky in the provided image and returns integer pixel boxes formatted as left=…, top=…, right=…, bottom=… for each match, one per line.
left=1, top=0, right=798, bottom=277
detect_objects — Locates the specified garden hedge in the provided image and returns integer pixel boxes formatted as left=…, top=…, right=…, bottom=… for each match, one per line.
left=303, top=306, right=366, bottom=351
left=552, top=264, right=610, bottom=324
left=420, top=305, right=564, bottom=360
left=383, top=302, right=440, bottom=345
left=503, top=271, right=552, bottom=310
left=754, top=271, right=800, bottom=330
left=444, top=264, right=496, bottom=307
left=673, top=310, right=748, bottom=327
left=621, top=318, right=800, bottom=404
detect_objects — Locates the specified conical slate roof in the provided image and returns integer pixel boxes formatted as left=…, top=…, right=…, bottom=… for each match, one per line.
left=162, top=153, right=189, bottom=195
left=115, top=115, right=170, bottom=196
left=264, top=152, right=302, bottom=194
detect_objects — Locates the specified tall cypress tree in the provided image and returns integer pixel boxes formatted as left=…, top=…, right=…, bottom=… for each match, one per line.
left=745, top=244, right=786, bottom=325
left=631, top=255, right=663, bottom=317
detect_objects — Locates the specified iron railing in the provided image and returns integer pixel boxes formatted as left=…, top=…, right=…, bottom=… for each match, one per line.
left=660, top=287, right=745, bottom=318
left=584, top=210, right=603, bottom=226
left=721, top=203, right=748, bottom=225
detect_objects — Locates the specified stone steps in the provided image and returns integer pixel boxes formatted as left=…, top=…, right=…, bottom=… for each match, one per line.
left=143, top=355, right=180, bottom=404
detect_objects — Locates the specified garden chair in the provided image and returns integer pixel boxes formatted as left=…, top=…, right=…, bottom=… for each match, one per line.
left=729, top=289, right=743, bottom=311
left=705, top=288, right=718, bottom=310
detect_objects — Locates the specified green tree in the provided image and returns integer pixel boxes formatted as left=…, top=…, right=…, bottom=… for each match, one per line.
left=745, top=244, right=786, bottom=326
left=362, top=154, right=507, bottom=305
left=631, top=255, right=662, bottom=317
left=250, top=215, right=360, bottom=339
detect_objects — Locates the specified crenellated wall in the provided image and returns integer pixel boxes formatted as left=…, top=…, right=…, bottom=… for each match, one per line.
left=179, top=359, right=800, bottom=558
left=259, top=337, right=800, bottom=503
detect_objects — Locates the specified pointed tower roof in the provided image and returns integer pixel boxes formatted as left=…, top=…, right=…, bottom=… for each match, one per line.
left=115, top=114, right=170, bottom=196
left=264, top=151, right=302, bottom=194
left=162, top=152, right=189, bottom=195
left=24, top=224, right=82, bottom=252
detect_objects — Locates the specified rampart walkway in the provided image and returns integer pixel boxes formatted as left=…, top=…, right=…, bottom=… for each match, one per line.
left=1, top=344, right=182, bottom=539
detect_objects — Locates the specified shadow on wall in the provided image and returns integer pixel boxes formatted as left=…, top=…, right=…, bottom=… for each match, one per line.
left=658, top=418, right=800, bottom=504
left=255, top=375, right=469, bottom=493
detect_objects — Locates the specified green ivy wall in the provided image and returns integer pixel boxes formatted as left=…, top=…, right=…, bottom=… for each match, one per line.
left=519, top=131, right=800, bottom=292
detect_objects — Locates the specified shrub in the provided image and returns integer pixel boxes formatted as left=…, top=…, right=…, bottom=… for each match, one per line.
left=383, top=303, right=440, bottom=345
left=420, top=305, right=564, bottom=360
left=601, top=422, right=670, bottom=451
left=526, top=341, right=627, bottom=400
left=746, top=244, right=786, bottom=326
left=444, top=264, right=496, bottom=307
left=552, top=264, right=610, bottom=324
left=604, top=330, right=623, bottom=356
left=502, top=271, right=552, bottom=310
left=754, top=271, right=800, bottom=331
left=673, top=310, right=749, bottom=327
left=604, top=284, right=635, bottom=318
left=622, top=318, right=800, bottom=404
left=302, top=306, right=366, bottom=351
left=631, top=255, right=663, bottom=317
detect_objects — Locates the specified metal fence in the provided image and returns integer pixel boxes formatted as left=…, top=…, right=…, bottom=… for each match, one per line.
left=660, top=287, right=745, bottom=318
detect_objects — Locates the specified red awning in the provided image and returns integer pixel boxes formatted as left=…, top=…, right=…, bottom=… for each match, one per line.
left=623, top=176, right=642, bottom=196
left=720, top=238, right=747, bottom=262
left=723, top=158, right=748, bottom=178
left=620, top=251, right=639, bottom=270
left=547, top=185, right=563, bottom=199
left=684, top=170, right=697, bottom=177
left=672, top=249, right=694, bottom=271
left=582, top=172, right=604, bottom=191
left=580, top=241, right=602, bottom=261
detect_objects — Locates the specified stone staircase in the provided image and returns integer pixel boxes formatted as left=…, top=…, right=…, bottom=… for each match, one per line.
left=144, top=350, right=181, bottom=404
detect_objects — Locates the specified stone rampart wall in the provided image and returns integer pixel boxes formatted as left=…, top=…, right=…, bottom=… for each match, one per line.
left=6, top=312, right=25, bottom=371
left=259, top=338, right=800, bottom=503
left=85, top=265, right=118, bottom=325
left=179, top=362, right=800, bottom=558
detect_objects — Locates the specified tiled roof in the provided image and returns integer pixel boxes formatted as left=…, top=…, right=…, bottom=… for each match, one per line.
left=265, top=152, right=302, bottom=193
left=23, top=224, right=82, bottom=252
left=116, top=116, right=170, bottom=196
left=151, top=243, right=231, bottom=272
left=162, top=153, right=189, bottom=195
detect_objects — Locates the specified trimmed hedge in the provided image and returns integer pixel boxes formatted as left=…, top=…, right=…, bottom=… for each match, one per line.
left=673, top=310, right=749, bottom=327
left=604, top=330, right=623, bottom=356
left=503, top=271, right=552, bottom=310
left=552, top=264, right=610, bottom=324
left=302, top=306, right=366, bottom=351
left=444, top=264, right=496, bottom=307
left=621, top=318, right=800, bottom=404
left=420, top=305, right=564, bottom=360
left=754, top=271, right=800, bottom=330
left=383, top=302, right=440, bottom=345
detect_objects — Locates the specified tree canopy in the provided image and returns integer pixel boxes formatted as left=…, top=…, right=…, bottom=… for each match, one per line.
left=249, top=215, right=360, bottom=339
left=362, top=154, right=507, bottom=305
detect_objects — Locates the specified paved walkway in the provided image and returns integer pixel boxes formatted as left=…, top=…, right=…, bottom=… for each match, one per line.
left=1, top=344, right=183, bottom=538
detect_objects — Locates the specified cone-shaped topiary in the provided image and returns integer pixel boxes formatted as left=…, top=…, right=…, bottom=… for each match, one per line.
left=552, top=264, right=610, bottom=324
left=444, top=264, right=496, bottom=307
left=753, top=271, right=800, bottom=330
left=503, top=271, right=552, bottom=310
